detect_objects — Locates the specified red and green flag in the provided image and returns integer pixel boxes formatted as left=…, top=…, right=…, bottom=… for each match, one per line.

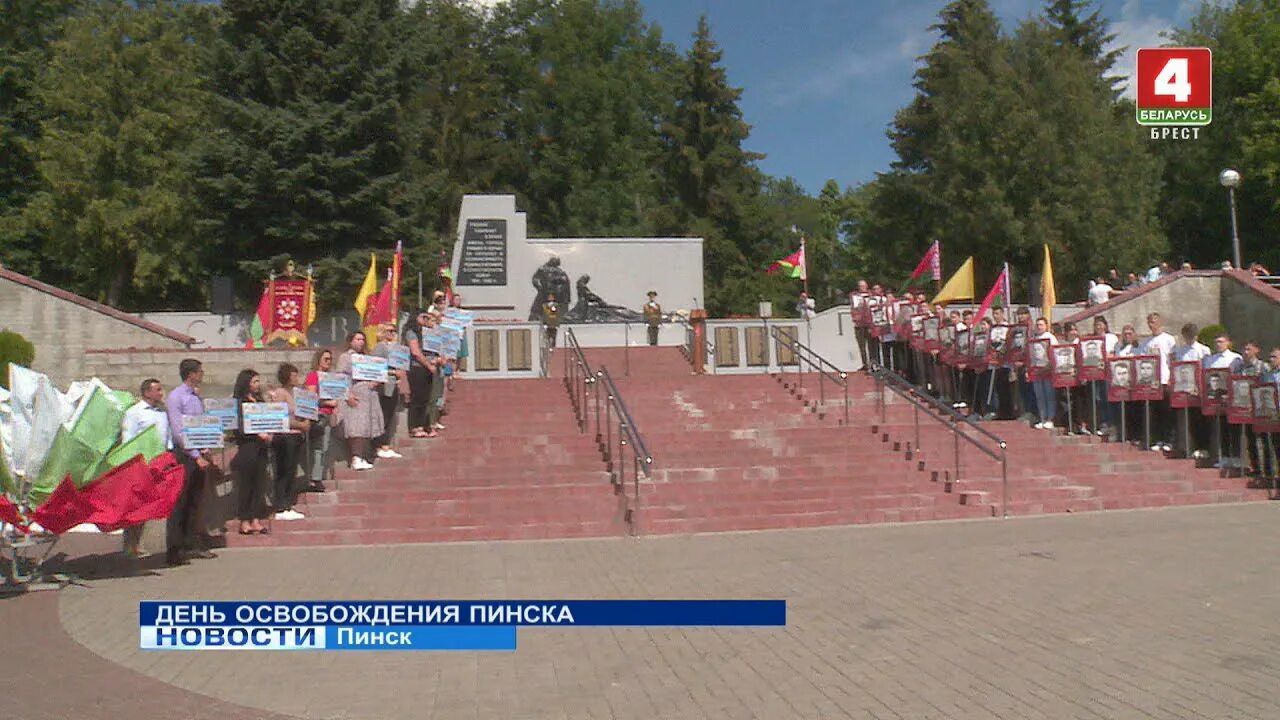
left=768, top=242, right=807, bottom=280
left=899, top=240, right=941, bottom=294
left=244, top=284, right=271, bottom=348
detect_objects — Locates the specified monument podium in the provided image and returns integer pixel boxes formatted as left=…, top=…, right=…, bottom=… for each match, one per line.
left=450, top=195, right=704, bottom=324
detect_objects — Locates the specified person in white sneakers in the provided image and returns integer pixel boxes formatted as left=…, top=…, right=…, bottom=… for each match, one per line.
left=1031, top=317, right=1056, bottom=429
left=1140, top=313, right=1177, bottom=452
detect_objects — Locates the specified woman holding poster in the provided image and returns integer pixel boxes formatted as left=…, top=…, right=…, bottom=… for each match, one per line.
left=336, top=331, right=385, bottom=470
left=231, top=369, right=273, bottom=535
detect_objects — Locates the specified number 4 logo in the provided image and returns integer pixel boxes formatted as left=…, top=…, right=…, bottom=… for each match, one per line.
left=1154, top=57, right=1191, bottom=103
left=1136, top=48, right=1212, bottom=127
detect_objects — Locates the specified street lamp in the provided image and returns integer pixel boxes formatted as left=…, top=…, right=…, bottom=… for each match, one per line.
left=1219, top=168, right=1242, bottom=270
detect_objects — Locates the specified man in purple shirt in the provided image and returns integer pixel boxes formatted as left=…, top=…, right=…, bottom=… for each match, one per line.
left=165, top=358, right=217, bottom=566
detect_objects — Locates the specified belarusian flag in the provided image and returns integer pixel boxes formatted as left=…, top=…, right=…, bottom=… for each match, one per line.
left=768, top=245, right=806, bottom=279
left=244, top=283, right=271, bottom=348
left=973, top=263, right=1010, bottom=325
left=899, top=240, right=940, bottom=293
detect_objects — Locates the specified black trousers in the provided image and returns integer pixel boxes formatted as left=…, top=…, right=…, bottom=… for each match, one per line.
left=272, top=433, right=305, bottom=511
left=407, top=365, right=431, bottom=430
left=167, top=452, right=205, bottom=552
left=647, top=324, right=659, bottom=345
left=376, top=389, right=399, bottom=446
left=232, top=439, right=271, bottom=522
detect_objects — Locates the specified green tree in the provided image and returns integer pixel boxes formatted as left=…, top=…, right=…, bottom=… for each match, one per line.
left=1043, top=0, right=1121, bottom=94
left=191, top=0, right=406, bottom=307
left=14, top=0, right=214, bottom=307
left=488, top=0, right=680, bottom=237
left=0, top=0, right=80, bottom=275
left=1159, top=0, right=1280, bottom=273
left=395, top=0, right=506, bottom=250
left=658, top=15, right=778, bottom=315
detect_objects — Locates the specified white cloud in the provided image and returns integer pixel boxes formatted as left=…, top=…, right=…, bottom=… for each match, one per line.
left=1107, top=0, right=1178, bottom=100
left=763, top=7, right=938, bottom=108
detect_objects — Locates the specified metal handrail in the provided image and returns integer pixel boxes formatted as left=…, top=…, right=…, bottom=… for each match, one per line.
left=870, top=367, right=1009, bottom=518
left=593, top=367, right=653, bottom=515
left=768, top=326, right=850, bottom=425
left=562, top=328, right=594, bottom=432
left=562, top=330, right=654, bottom=530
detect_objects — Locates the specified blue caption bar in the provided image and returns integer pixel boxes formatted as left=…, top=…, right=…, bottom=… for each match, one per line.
left=139, top=600, right=787, bottom=627
left=329, top=626, right=516, bottom=651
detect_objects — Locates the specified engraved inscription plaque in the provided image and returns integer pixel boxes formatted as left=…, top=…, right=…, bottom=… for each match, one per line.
left=457, top=219, right=508, bottom=286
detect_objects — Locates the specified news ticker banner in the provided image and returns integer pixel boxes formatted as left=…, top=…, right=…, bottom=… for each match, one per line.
left=140, top=600, right=787, bottom=652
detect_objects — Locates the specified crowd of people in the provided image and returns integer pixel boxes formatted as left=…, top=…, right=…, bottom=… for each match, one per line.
left=120, top=291, right=468, bottom=566
left=848, top=283, right=1280, bottom=483
left=1084, top=260, right=1274, bottom=307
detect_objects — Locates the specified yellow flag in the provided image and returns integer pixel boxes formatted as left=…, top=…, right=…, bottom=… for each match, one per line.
left=354, top=253, right=379, bottom=321
left=1040, top=244, right=1056, bottom=323
left=931, top=256, right=975, bottom=305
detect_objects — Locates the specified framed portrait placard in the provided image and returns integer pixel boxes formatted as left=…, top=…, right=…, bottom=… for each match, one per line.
left=850, top=293, right=871, bottom=327
left=987, top=325, right=1009, bottom=366
left=869, top=299, right=890, bottom=339
left=1027, top=338, right=1052, bottom=380
left=1227, top=375, right=1256, bottom=425
left=1168, top=361, right=1202, bottom=408
left=1107, top=357, right=1134, bottom=402
left=954, top=328, right=972, bottom=368
left=1006, top=326, right=1028, bottom=366
left=939, top=325, right=955, bottom=363
left=1077, top=336, right=1107, bottom=382
left=1130, top=355, right=1163, bottom=402
left=894, top=301, right=914, bottom=337
left=1051, top=344, right=1079, bottom=388
left=923, top=316, right=941, bottom=352
left=909, top=313, right=928, bottom=350
left=1201, top=368, right=1231, bottom=416
left=971, top=329, right=989, bottom=365
left=1253, top=382, right=1280, bottom=432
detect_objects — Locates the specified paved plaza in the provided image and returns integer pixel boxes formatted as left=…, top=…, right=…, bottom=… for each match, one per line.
left=6, top=503, right=1280, bottom=719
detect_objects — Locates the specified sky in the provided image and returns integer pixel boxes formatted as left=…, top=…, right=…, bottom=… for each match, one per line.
left=624, top=0, right=1204, bottom=195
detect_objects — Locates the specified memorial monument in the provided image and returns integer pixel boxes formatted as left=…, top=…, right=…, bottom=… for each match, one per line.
left=450, top=195, right=704, bottom=323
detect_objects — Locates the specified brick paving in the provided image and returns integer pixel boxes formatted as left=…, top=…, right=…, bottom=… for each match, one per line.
left=7, top=503, right=1280, bottom=719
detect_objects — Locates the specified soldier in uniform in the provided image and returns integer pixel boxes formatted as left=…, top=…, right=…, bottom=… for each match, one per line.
left=542, top=292, right=560, bottom=348
left=644, top=291, right=662, bottom=345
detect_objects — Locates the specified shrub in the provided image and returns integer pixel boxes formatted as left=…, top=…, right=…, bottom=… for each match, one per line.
left=0, top=330, right=35, bottom=389
left=1198, top=323, right=1226, bottom=348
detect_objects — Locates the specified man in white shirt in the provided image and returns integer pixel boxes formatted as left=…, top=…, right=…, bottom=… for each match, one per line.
left=1087, top=277, right=1115, bottom=306
left=120, top=378, right=172, bottom=557
left=1140, top=313, right=1177, bottom=451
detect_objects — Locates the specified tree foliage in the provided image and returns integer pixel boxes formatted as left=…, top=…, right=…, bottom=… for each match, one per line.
left=1, top=0, right=1277, bottom=317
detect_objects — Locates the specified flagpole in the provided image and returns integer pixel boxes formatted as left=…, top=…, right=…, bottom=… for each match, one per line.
left=801, top=236, right=809, bottom=297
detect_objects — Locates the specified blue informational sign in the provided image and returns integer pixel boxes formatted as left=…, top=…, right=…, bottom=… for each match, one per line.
left=387, top=345, right=411, bottom=371
left=240, top=402, right=291, bottom=434
left=317, top=372, right=350, bottom=400
left=202, top=398, right=239, bottom=431
left=350, top=353, right=388, bottom=383
left=293, top=389, right=320, bottom=421
left=180, top=416, right=224, bottom=450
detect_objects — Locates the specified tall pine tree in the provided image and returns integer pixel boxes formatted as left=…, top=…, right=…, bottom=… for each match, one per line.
left=190, top=0, right=405, bottom=304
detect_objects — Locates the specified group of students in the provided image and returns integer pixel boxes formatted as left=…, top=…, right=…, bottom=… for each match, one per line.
left=849, top=283, right=1280, bottom=481
left=120, top=291, right=467, bottom=564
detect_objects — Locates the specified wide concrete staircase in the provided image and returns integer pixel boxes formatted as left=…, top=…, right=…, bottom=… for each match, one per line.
left=228, top=343, right=1270, bottom=548
left=775, top=367, right=1273, bottom=519
left=226, top=379, right=624, bottom=547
